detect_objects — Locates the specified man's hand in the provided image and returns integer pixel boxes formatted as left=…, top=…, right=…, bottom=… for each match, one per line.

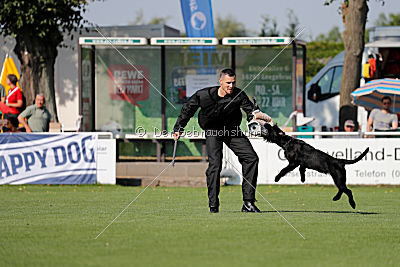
left=173, top=132, right=181, bottom=140
left=253, top=111, right=273, bottom=125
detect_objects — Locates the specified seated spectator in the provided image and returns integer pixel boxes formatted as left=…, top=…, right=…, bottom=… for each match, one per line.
left=344, top=120, right=356, bottom=132
left=0, top=74, right=23, bottom=116
left=18, top=94, right=51, bottom=132
left=4, top=116, right=21, bottom=132
left=336, top=120, right=358, bottom=138
left=366, top=96, right=398, bottom=131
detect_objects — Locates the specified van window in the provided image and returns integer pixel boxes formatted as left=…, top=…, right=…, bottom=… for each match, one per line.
left=331, top=66, right=343, bottom=94
left=317, top=68, right=334, bottom=95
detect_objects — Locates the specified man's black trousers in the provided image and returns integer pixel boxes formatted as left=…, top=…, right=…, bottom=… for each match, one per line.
left=205, top=130, right=259, bottom=207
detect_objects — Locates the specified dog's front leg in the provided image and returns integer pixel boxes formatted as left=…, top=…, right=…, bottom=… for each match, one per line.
left=275, top=163, right=298, bottom=182
left=299, top=166, right=306, bottom=183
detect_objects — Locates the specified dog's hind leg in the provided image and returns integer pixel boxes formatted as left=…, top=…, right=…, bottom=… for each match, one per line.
left=299, top=166, right=306, bottom=183
left=275, top=162, right=298, bottom=182
left=339, top=169, right=356, bottom=209
left=330, top=167, right=356, bottom=209
left=332, top=191, right=343, bottom=201
left=330, top=167, right=344, bottom=202
left=344, top=188, right=356, bottom=209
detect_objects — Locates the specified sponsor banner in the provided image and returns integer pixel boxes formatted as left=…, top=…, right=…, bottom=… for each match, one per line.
left=180, top=0, right=215, bottom=38
left=224, top=138, right=400, bottom=185
left=97, top=139, right=116, bottom=185
left=107, top=64, right=150, bottom=107
left=0, top=134, right=97, bottom=185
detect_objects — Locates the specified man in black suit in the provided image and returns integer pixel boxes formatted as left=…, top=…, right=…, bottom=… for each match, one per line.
left=173, top=68, right=270, bottom=213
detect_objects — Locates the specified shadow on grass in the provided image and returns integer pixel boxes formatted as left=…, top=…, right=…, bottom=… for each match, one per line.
left=264, top=210, right=378, bottom=215
left=230, top=210, right=379, bottom=215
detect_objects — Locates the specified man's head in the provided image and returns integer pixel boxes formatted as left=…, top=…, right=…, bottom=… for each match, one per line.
left=35, top=94, right=45, bottom=108
left=344, top=120, right=355, bottom=132
left=382, top=96, right=392, bottom=111
left=219, top=68, right=236, bottom=95
left=7, top=74, right=18, bottom=87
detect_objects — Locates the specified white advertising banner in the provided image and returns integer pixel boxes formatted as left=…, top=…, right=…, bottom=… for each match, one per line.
left=0, top=133, right=98, bottom=185
left=223, top=138, right=400, bottom=185
left=96, top=139, right=116, bottom=185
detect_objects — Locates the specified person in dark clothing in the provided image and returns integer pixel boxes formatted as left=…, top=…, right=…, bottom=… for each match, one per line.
left=173, top=68, right=271, bottom=213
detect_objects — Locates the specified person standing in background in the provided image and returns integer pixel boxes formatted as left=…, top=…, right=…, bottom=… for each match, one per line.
left=0, top=74, right=23, bottom=117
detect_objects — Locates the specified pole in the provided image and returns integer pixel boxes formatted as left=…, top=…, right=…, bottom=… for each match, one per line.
left=292, top=42, right=297, bottom=131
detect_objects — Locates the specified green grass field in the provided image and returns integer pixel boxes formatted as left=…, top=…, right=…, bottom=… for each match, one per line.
left=0, top=184, right=399, bottom=266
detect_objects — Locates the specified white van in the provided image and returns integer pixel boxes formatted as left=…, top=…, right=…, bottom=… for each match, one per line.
left=305, top=26, right=400, bottom=131
left=305, top=51, right=344, bottom=130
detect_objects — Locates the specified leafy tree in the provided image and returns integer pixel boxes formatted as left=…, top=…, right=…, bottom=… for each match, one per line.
left=306, top=41, right=344, bottom=83
left=130, top=9, right=145, bottom=25
left=314, top=26, right=343, bottom=42
left=375, top=12, right=400, bottom=26
left=324, top=0, right=369, bottom=108
left=129, top=9, right=172, bottom=25
left=214, top=14, right=247, bottom=38
left=0, top=0, right=94, bottom=121
left=148, top=17, right=172, bottom=25
left=284, top=9, right=300, bottom=37
left=338, top=0, right=368, bottom=108
left=259, top=15, right=279, bottom=37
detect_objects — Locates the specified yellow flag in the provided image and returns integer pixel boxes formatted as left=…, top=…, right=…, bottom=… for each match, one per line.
left=0, top=55, right=20, bottom=95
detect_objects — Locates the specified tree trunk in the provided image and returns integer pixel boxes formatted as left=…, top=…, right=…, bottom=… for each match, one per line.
left=14, top=33, right=60, bottom=122
left=340, top=0, right=369, bottom=108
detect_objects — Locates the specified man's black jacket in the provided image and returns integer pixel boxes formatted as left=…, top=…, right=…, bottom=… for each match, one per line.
left=173, top=86, right=255, bottom=133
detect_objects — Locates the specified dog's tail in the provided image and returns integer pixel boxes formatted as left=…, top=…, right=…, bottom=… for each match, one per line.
left=341, top=147, right=369, bottom=165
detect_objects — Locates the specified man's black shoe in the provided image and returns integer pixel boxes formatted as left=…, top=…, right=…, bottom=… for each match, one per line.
left=241, top=201, right=261, bottom=213
left=209, top=206, right=219, bottom=213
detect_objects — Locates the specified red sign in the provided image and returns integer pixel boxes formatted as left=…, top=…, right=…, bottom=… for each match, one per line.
left=108, top=65, right=150, bottom=107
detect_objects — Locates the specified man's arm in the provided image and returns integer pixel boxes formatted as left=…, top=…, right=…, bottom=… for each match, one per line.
left=18, top=107, right=33, bottom=132
left=18, top=115, right=32, bottom=132
left=173, top=93, right=200, bottom=139
left=366, top=117, right=373, bottom=132
left=240, top=92, right=273, bottom=124
left=392, top=115, right=398, bottom=129
left=7, top=100, right=23, bottom=108
left=239, top=91, right=255, bottom=121
left=366, top=109, right=377, bottom=132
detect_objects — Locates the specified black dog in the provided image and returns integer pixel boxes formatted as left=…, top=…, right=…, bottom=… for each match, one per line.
left=259, top=123, right=369, bottom=209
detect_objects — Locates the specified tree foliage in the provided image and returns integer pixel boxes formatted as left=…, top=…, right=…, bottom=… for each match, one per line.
left=259, top=15, right=279, bottom=37
left=306, top=41, right=344, bottom=83
left=129, top=9, right=171, bottom=25
left=0, top=0, right=93, bottom=121
left=314, top=26, right=343, bottom=42
left=339, top=0, right=368, bottom=107
left=284, top=9, right=300, bottom=37
left=215, top=14, right=247, bottom=38
left=0, top=0, right=88, bottom=44
left=375, top=12, right=400, bottom=26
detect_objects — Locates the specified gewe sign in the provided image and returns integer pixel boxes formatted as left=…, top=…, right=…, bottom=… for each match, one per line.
left=0, top=134, right=97, bottom=184
left=108, top=65, right=150, bottom=107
